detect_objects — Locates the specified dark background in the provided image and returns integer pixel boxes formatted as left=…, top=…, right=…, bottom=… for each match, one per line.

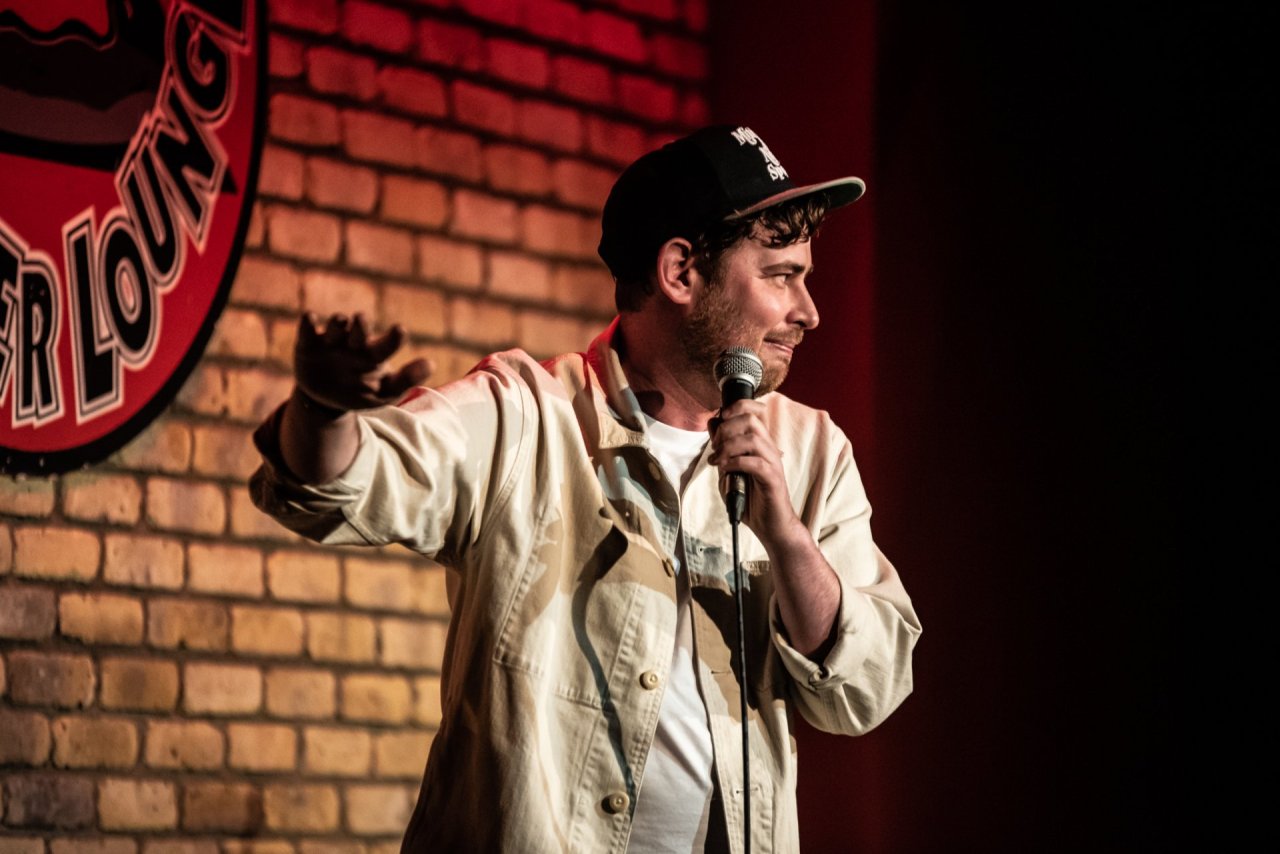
left=711, top=2, right=1264, bottom=850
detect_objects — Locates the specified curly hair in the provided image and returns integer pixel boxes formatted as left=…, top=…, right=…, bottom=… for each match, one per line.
left=614, top=195, right=830, bottom=312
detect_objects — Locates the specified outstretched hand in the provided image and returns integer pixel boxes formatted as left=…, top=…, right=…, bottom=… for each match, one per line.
left=294, top=312, right=431, bottom=413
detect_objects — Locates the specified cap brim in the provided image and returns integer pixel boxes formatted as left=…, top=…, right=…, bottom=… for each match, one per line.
left=725, top=176, right=866, bottom=221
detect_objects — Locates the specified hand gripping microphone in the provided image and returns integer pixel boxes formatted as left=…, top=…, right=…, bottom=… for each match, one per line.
left=713, top=347, right=764, bottom=524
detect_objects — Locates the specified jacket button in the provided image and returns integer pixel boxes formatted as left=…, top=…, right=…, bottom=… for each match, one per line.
left=640, top=670, right=660, bottom=690
left=605, top=792, right=630, bottom=814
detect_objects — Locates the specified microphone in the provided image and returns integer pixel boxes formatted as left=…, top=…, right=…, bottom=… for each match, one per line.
left=714, top=347, right=764, bottom=524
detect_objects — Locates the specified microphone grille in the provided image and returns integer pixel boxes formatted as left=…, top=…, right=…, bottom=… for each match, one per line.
left=714, top=347, right=764, bottom=391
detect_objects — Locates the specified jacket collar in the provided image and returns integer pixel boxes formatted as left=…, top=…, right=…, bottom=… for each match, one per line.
left=584, top=317, right=650, bottom=450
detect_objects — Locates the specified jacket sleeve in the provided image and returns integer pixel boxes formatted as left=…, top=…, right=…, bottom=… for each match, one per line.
left=247, top=354, right=533, bottom=559
left=768, top=417, right=922, bottom=736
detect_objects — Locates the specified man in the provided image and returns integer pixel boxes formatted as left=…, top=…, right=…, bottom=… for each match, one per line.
left=250, top=124, right=921, bottom=853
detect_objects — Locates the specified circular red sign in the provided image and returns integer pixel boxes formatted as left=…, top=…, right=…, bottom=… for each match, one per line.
left=0, top=0, right=264, bottom=474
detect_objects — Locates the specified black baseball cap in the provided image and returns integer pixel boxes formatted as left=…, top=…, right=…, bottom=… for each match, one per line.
left=597, top=124, right=865, bottom=279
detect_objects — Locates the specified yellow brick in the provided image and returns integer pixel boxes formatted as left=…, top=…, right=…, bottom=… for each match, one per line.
left=221, top=842, right=295, bottom=854
left=267, top=550, right=341, bottom=603
left=49, top=839, right=137, bottom=854
left=208, top=307, right=269, bottom=360
left=263, top=784, right=339, bottom=832
left=229, top=488, right=299, bottom=541
left=111, top=419, right=193, bottom=473
left=51, top=715, right=139, bottom=769
left=306, top=611, right=376, bottom=663
left=228, top=722, right=297, bottom=772
left=304, top=726, right=371, bottom=777
left=0, top=837, right=43, bottom=854
left=1, top=521, right=11, bottom=573
left=374, top=730, right=433, bottom=779
left=414, top=565, right=450, bottom=616
left=413, top=676, right=443, bottom=727
left=98, top=778, right=177, bottom=830
left=147, top=598, right=229, bottom=651
left=232, top=605, right=304, bottom=656
left=192, top=423, right=261, bottom=480
left=144, top=721, right=224, bottom=770
left=344, top=784, right=414, bottom=835
left=184, top=663, right=262, bottom=716
left=58, top=592, right=144, bottom=645
left=341, top=674, right=411, bottom=724
left=0, top=477, right=56, bottom=517
left=379, top=617, right=447, bottom=670
left=344, top=556, right=417, bottom=612
left=145, top=478, right=226, bottom=535
left=12, top=526, right=99, bottom=582
left=0, top=709, right=51, bottom=764
left=182, top=781, right=263, bottom=833
left=188, top=543, right=263, bottom=597
left=225, top=367, right=294, bottom=424
left=60, top=472, right=142, bottom=524
left=100, top=657, right=179, bottom=712
left=142, top=841, right=219, bottom=854
left=266, top=667, right=337, bottom=720
left=103, top=533, right=184, bottom=589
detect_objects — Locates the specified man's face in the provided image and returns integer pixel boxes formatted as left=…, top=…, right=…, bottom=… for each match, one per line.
left=682, top=231, right=819, bottom=397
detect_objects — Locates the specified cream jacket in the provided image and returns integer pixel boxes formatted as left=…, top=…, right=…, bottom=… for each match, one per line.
left=250, top=320, right=921, bottom=853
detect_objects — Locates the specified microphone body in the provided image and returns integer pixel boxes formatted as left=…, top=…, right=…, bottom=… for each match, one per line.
left=714, top=348, right=764, bottom=524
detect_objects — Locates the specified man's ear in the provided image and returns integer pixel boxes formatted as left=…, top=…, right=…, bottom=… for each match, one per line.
left=653, top=237, right=699, bottom=307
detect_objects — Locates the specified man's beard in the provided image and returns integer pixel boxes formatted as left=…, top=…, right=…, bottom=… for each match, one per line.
left=681, top=282, right=790, bottom=397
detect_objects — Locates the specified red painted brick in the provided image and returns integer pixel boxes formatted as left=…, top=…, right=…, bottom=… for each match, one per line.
left=551, top=56, right=614, bottom=106
left=381, top=283, right=447, bottom=338
left=416, top=126, right=484, bottom=181
left=302, top=269, right=380, bottom=321
left=520, top=205, right=598, bottom=260
left=266, top=205, right=343, bottom=263
left=51, top=715, right=139, bottom=769
left=484, top=144, right=551, bottom=196
left=651, top=32, right=708, bottom=79
left=416, top=19, right=484, bottom=71
left=182, top=781, right=264, bottom=833
left=551, top=158, right=616, bottom=210
left=448, top=297, right=516, bottom=349
left=346, top=221, right=416, bottom=276
left=518, top=100, right=583, bottom=152
left=257, top=144, right=305, bottom=199
left=145, top=721, right=224, bottom=770
left=680, top=90, right=710, bottom=127
left=583, top=11, right=647, bottom=63
left=418, top=235, right=484, bottom=289
left=585, top=116, right=648, bottom=166
left=269, top=33, right=305, bottom=79
left=0, top=709, right=51, bottom=764
left=6, top=651, right=95, bottom=708
left=266, top=667, right=337, bottom=719
left=58, top=591, right=144, bottom=645
left=451, top=190, right=519, bottom=244
left=1, top=584, right=56, bottom=640
left=486, top=38, right=550, bottom=89
left=100, top=657, right=179, bottom=712
left=307, top=46, right=378, bottom=99
left=488, top=250, right=553, bottom=301
left=551, top=263, right=617, bottom=315
left=231, top=255, right=302, bottom=311
left=103, top=533, right=184, bottom=590
left=2, top=774, right=94, bottom=829
left=148, top=597, right=228, bottom=651
left=617, top=0, right=677, bottom=19
left=522, top=0, right=582, bottom=44
left=269, top=94, right=341, bottom=146
left=342, top=0, right=413, bottom=54
left=618, top=73, right=677, bottom=122
left=381, top=175, right=449, bottom=229
left=343, top=109, right=418, bottom=167
left=306, top=157, right=379, bottom=213
left=378, top=66, right=448, bottom=117
left=270, top=0, right=340, bottom=34
left=458, top=0, right=521, bottom=27
left=452, top=80, right=517, bottom=135
left=685, top=0, right=709, bottom=32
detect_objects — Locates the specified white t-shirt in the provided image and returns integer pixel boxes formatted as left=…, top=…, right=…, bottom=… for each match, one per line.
left=628, top=416, right=717, bottom=853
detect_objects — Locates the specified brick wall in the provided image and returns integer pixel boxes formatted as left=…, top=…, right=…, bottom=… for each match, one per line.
left=1, top=0, right=709, bottom=847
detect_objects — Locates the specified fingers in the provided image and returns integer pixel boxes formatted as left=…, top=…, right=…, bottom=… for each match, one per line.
left=322, top=313, right=349, bottom=345
left=348, top=313, right=369, bottom=350
left=377, top=357, right=432, bottom=400
left=368, top=324, right=406, bottom=364
left=297, top=312, right=321, bottom=344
